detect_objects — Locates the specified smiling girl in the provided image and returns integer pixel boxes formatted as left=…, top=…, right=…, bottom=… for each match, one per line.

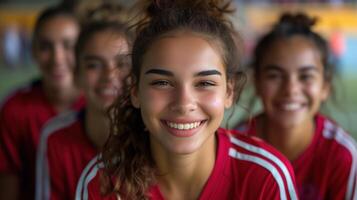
left=236, top=13, right=357, bottom=199
left=75, top=1, right=298, bottom=199
left=0, top=5, right=84, bottom=200
left=35, top=3, right=131, bottom=200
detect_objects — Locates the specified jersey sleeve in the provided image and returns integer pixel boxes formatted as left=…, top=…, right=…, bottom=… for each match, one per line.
left=328, top=140, right=357, bottom=200
left=0, top=98, right=25, bottom=174
left=75, top=159, right=116, bottom=200
left=47, top=136, right=69, bottom=200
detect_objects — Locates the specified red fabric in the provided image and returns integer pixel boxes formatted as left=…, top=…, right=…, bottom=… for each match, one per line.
left=78, top=128, right=298, bottom=200
left=44, top=110, right=97, bottom=200
left=0, top=80, right=85, bottom=200
left=236, top=114, right=357, bottom=200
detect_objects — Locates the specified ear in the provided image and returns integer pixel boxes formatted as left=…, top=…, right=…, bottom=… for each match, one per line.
left=225, top=80, right=234, bottom=108
left=130, top=85, right=140, bottom=108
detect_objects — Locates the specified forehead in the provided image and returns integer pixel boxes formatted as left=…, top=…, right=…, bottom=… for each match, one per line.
left=82, top=31, right=128, bottom=56
left=142, top=33, right=225, bottom=74
left=36, top=16, right=78, bottom=40
left=260, top=36, right=323, bottom=72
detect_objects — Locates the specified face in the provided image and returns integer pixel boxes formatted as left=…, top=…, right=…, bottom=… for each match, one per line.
left=79, top=31, right=130, bottom=113
left=131, top=33, right=233, bottom=155
left=255, top=36, right=329, bottom=128
left=33, top=16, right=79, bottom=91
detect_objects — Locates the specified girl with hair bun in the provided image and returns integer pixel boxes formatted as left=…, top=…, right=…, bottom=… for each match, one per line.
left=236, top=12, right=357, bottom=199
left=76, top=1, right=298, bottom=199
left=35, top=3, right=132, bottom=200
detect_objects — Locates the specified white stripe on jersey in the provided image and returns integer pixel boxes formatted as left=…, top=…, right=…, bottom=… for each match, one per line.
left=75, top=155, right=100, bottom=200
left=35, top=111, right=79, bottom=200
left=229, top=148, right=287, bottom=200
left=323, top=120, right=357, bottom=200
left=75, top=156, right=104, bottom=200
left=229, top=136, right=298, bottom=200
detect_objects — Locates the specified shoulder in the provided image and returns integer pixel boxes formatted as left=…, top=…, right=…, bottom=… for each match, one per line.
left=75, top=155, right=113, bottom=200
left=42, top=110, right=84, bottom=144
left=219, top=128, right=298, bottom=200
left=318, top=114, right=357, bottom=163
left=0, top=80, right=44, bottom=115
left=234, top=114, right=261, bottom=136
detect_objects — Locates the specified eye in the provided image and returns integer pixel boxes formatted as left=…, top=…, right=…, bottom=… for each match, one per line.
left=196, top=80, right=216, bottom=88
left=85, top=62, right=102, bottom=70
left=265, top=71, right=282, bottom=80
left=150, top=80, right=172, bottom=88
left=63, top=40, right=75, bottom=51
left=300, top=73, right=315, bottom=82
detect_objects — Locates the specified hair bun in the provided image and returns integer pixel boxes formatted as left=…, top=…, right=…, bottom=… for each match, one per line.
left=276, top=12, right=318, bottom=32
left=77, top=1, right=129, bottom=25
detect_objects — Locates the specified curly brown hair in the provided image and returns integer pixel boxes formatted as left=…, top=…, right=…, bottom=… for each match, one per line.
left=100, top=0, right=246, bottom=199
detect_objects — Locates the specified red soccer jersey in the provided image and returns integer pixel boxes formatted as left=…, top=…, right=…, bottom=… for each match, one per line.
left=0, top=80, right=85, bottom=200
left=236, top=113, right=357, bottom=200
left=75, top=128, right=298, bottom=200
left=35, top=109, right=97, bottom=200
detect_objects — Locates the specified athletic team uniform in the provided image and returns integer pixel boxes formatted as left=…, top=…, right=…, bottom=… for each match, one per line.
left=75, top=128, right=299, bottom=200
left=36, top=109, right=96, bottom=200
left=0, top=80, right=85, bottom=200
left=236, top=113, right=357, bottom=200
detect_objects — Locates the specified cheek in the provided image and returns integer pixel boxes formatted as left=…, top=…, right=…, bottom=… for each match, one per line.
left=257, top=82, right=277, bottom=100
left=199, top=92, right=226, bottom=115
left=139, top=89, right=169, bottom=113
left=66, top=51, right=75, bottom=67
left=306, top=83, right=326, bottom=101
left=83, top=71, right=100, bottom=91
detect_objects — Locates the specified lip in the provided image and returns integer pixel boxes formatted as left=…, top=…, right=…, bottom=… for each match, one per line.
left=161, top=119, right=207, bottom=138
left=275, top=101, right=306, bottom=112
left=96, top=88, right=118, bottom=102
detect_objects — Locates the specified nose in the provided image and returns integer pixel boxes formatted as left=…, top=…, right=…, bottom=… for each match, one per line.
left=282, top=76, right=300, bottom=97
left=101, top=63, right=119, bottom=82
left=170, top=85, right=197, bottom=114
left=52, top=45, right=66, bottom=66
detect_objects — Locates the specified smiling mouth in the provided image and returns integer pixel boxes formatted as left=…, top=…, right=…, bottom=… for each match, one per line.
left=165, top=120, right=205, bottom=130
left=279, top=102, right=304, bottom=111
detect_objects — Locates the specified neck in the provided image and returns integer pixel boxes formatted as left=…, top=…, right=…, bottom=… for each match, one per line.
left=43, top=83, right=80, bottom=113
left=85, top=107, right=110, bottom=149
left=258, top=115, right=315, bottom=161
left=153, top=134, right=216, bottom=200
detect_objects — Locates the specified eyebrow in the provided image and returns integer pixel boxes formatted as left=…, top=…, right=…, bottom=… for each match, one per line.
left=144, top=68, right=222, bottom=77
left=83, top=55, right=102, bottom=60
left=263, top=65, right=320, bottom=72
left=194, top=70, right=222, bottom=77
left=263, top=65, right=283, bottom=72
left=145, top=69, right=174, bottom=76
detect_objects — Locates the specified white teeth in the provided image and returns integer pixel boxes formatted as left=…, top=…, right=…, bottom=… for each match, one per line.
left=166, top=121, right=201, bottom=130
left=102, top=89, right=118, bottom=96
left=281, top=103, right=301, bottom=111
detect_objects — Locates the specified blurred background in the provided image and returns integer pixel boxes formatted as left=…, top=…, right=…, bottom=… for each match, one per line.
left=0, top=0, right=356, bottom=138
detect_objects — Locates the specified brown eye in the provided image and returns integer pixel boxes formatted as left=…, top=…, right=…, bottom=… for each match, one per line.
left=196, top=81, right=216, bottom=88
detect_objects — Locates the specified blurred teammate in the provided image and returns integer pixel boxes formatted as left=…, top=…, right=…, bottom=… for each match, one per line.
left=35, top=3, right=131, bottom=200
left=0, top=4, right=84, bottom=200
left=236, top=12, right=357, bottom=199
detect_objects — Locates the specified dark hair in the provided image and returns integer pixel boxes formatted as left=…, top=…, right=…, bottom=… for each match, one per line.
left=101, top=0, right=245, bottom=199
left=253, top=12, right=335, bottom=83
left=32, top=4, right=78, bottom=44
left=74, top=3, right=133, bottom=65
